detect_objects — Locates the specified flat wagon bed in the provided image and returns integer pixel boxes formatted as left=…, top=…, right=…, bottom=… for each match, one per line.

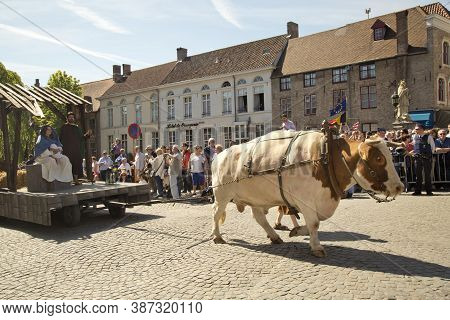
left=0, top=182, right=151, bottom=226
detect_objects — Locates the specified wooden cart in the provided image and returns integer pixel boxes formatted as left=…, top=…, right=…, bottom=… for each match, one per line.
left=0, top=182, right=151, bottom=226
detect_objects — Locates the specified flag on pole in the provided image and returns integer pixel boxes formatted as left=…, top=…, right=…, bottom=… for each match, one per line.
left=350, top=121, right=360, bottom=131
left=328, top=98, right=346, bottom=125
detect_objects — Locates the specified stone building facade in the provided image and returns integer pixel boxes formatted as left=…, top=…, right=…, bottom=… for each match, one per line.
left=271, top=3, right=450, bottom=132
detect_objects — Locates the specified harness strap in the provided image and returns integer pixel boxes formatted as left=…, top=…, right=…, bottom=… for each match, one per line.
left=277, top=132, right=305, bottom=219
left=321, top=122, right=343, bottom=198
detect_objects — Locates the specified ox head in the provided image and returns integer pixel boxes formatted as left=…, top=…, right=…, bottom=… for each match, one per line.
left=353, top=138, right=404, bottom=198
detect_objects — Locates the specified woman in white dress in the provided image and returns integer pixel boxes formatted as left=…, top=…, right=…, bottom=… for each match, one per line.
left=34, top=126, right=73, bottom=183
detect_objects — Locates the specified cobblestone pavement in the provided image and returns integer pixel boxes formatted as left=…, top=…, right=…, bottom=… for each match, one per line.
left=0, top=192, right=449, bottom=300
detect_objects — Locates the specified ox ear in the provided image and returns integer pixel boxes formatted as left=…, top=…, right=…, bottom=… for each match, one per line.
left=365, top=138, right=382, bottom=146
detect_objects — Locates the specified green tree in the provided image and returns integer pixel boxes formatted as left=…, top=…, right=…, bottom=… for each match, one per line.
left=35, top=70, right=82, bottom=129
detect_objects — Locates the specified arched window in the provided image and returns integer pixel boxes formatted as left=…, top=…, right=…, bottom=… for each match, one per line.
left=135, top=96, right=142, bottom=124
left=438, top=78, right=445, bottom=102
left=222, top=81, right=231, bottom=88
left=201, top=85, right=210, bottom=91
left=237, top=79, right=246, bottom=85
left=443, top=42, right=449, bottom=65
left=150, top=94, right=158, bottom=122
left=167, top=91, right=174, bottom=96
left=120, top=99, right=127, bottom=126
left=253, top=76, right=263, bottom=82
left=183, top=88, right=191, bottom=94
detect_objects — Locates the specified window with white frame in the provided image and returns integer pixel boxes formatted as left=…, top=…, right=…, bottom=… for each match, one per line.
left=167, top=91, right=174, bottom=97
left=280, top=98, right=292, bottom=119
left=201, top=85, right=210, bottom=91
left=360, top=63, right=376, bottom=80
left=121, top=134, right=128, bottom=153
left=107, top=108, right=113, bottom=128
left=151, top=95, right=158, bottom=122
left=136, top=133, right=143, bottom=150
left=151, top=132, right=159, bottom=148
left=135, top=97, right=142, bottom=124
left=167, top=98, right=175, bottom=120
left=120, top=106, right=127, bottom=126
left=108, top=135, right=114, bottom=150
left=238, top=89, right=248, bottom=113
left=362, top=123, right=378, bottom=133
left=444, top=42, right=449, bottom=65
left=184, top=96, right=192, bottom=118
left=203, top=128, right=212, bottom=147
left=222, top=81, right=231, bottom=88
left=438, top=78, right=445, bottom=102
left=237, top=79, right=246, bottom=85
left=235, top=124, right=248, bottom=144
left=168, top=131, right=176, bottom=146
left=253, top=86, right=264, bottom=112
left=304, top=72, right=316, bottom=87
left=223, top=126, right=232, bottom=148
left=202, top=94, right=211, bottom=117
left=183, top=88, right=191, bottom=94
left=360, top=85, right=377, bottom=109
left=255, top=124, right=265, bottom=137
left=304, top=94, right=317, bottom=115
left=222, top=91, right=232, bottom=114
left=253, top=76, right=263, bottom=82
left=332, top=67, right=347, bottom=83
left=280, top=77, right=291, bottom=91
left=374, top=27, right=385, bottom=41
left=185, top=129, right=193, bottom=148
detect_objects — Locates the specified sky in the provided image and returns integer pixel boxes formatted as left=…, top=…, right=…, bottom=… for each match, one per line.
left=0, top=0, right=443, bottom=85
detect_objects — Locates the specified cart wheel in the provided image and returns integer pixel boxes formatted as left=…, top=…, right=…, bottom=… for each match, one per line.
left=109, top=206, right=126, bottom=218
left=63, top=205, right=81, bottom=227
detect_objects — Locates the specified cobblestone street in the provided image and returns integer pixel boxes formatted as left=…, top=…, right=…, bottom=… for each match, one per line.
left=0, top=192, right=449, bottom=300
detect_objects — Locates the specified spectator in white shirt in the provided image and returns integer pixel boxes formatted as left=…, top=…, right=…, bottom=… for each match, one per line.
left=133, top=146, right=145, bottom=182
left=118, top=158, right=132, bottom=183
left=98, top=151, right=113, bottom=181
left=280, top=114, right=296, bottom=131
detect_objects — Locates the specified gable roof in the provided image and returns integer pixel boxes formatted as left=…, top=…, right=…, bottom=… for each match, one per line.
left=100, top=61, right=177, bottom=98
left=80, top=78, right=114, bottom=112
left=273, top=3, right=448, bottom=77
left=421, top=2, right=450, bottom=18
left=162, top=35, right=288, bottom=85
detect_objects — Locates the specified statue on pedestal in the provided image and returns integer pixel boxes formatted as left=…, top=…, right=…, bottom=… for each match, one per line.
left=395, top=80, right=412, bottom=123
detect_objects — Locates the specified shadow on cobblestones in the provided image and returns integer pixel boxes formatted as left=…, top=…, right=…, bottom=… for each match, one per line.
left=232, top=242, right=450, bottom=280
left=0, top=209, right=163, bottom=243
left=315, top=231, right=387, bottom=243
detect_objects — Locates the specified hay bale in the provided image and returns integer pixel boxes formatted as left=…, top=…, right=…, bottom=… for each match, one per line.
left=0, top=170, right=27, bottom=189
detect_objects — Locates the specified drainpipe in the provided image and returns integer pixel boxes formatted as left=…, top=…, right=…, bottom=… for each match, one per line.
left=156, top=88, right=160, bottom=144
left=233, top=75, right=237, bottom=123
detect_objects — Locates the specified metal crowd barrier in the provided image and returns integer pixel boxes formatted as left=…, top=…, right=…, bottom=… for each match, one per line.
left=392, top=151, right=450, bottom=192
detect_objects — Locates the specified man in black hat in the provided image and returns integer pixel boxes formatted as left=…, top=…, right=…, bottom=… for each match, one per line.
left=411, top=123, right=435, bottom=196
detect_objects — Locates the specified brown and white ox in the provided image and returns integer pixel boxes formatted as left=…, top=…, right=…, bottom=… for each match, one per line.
left=211, top=130, right=403, bottom=257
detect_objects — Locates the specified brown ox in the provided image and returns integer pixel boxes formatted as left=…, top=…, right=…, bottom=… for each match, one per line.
left=211, top=130, right=403, bottom=257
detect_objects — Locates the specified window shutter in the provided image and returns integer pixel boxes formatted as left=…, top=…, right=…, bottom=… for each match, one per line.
left=197, top=128, right=203, bottom=147
left=163, top=128, right=169, bottom=146
left=249, top=125, right=255, bottom=140
left=211, top=127, right=217, bottom=141
left=175, top=130, right=180, bottom=146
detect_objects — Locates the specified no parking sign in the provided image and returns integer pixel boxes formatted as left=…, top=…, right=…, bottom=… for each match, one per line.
left=128, top=123, right=141, bottom=139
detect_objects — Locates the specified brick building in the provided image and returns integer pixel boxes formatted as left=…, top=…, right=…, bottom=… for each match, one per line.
left=272, top=3, right=450, bottom=132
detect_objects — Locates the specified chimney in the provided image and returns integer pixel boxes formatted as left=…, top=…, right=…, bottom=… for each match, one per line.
left=396, top=10, right=409, bottom=55
left=113, top=64, right=122, bottom=83
left=34, top=79, right=40, bottom=87
left=177, top=47, right=188, bottom=61
left=287, top=21, right=299, bottom=39
left=122, top=64, right=131, bottom=77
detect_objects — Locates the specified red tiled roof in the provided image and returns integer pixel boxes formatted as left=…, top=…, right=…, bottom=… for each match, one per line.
left=101, top=61, right=177, bottom=98
left=273, top=5, right=436, bottom=77
left=81, top=78, right=114, bottom=112
left=162, top=35, right=288, bottom=85
left=420, top=2, right=450, bottom=18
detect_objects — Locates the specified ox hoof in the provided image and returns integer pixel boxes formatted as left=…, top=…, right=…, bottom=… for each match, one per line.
left=213, top=237, right=227, bottom=244
left=270, top=237, right=284, bottom=244
left=311, top=248, right=327, bottom=258
left=289, top=226, right=309, bottom=237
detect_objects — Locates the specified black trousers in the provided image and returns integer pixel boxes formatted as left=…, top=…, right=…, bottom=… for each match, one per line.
left=414, top=156, right=432, bottom=193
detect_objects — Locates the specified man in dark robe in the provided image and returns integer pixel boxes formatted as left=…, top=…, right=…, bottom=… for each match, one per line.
left=59, top=112, right=90, bottom=184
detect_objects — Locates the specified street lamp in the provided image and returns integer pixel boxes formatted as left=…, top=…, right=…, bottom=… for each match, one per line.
left=391, top=92, right=399, bottom=108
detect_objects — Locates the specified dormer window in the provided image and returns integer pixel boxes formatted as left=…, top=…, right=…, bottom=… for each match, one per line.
left=374, top=28, right=385, bottom=41
left=371, top=19, right=387, bottom=41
